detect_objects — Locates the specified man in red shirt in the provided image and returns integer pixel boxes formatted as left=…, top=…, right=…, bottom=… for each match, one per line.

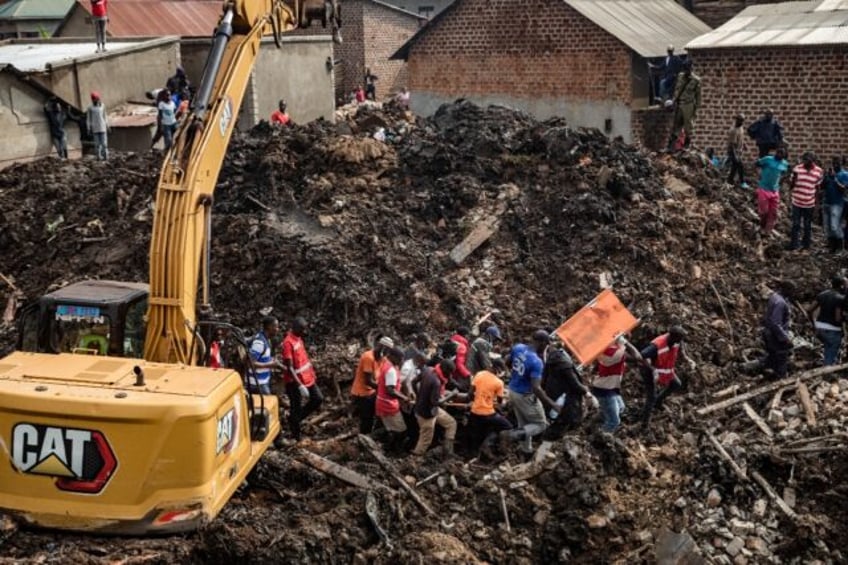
left=281, top=317, right=323, bottom=441
left=788, top=152, right=824, bottom=251
left=270, top=99, right=291, bottom=126
left=91, top=0, right=108, bottom=53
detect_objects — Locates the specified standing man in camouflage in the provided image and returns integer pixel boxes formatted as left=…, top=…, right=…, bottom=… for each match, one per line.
left=667, top=60, right=701, bottom=152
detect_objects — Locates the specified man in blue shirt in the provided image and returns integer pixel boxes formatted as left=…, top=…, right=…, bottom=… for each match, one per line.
left=755, top=148, right=789, bottom=237
left=504, top=330, right=558, bottom=454
left=822, top=157, right=848, bottom=251
left=248, top=316, right=283, bottom=395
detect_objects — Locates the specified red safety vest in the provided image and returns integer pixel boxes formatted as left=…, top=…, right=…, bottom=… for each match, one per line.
left=209, top=341, right=222, bottom=369
left=434, top=364, right=448, bottom=396
left=375, top=358, right=400, bottom=417
left=282, top=332, right=316, bottom=386
left=594, top=344, right=626, bottom=390
left=652, top=334, right=680, bottom=386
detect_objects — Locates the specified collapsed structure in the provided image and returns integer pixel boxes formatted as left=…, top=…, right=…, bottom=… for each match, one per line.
left=0, top=101, right=846, bottom=562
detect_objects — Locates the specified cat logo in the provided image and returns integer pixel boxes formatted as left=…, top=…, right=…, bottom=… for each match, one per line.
left=218, top=96, right=233, bottom=137
left=11, top=423, right=117, bottom=494
left=216, top=400, right=239, bottom=455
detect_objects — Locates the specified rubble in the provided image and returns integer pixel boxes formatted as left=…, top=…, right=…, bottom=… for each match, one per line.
left=0, top=101, right=847, bottom=562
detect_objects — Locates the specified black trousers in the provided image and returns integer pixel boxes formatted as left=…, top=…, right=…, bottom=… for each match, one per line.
left=469, top=413, right=513, bottom=452
left=351, top=395, right=376, bottom=434
left=727, top=152, right=745, bottom=185
left=285, top=382, right=323, bottom=440
left=762, top=331, right=791, bottom=380
left=641, top=368, right=682, bottom=423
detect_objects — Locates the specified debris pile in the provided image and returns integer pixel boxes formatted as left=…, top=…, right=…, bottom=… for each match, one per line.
left=0, top=101, right=846, bottom=563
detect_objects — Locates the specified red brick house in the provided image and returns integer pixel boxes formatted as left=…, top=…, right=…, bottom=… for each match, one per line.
left=687, top=0, right=848, bottom=159
left=392, top=0, right=710, bottom=143
left=335, top=0, right=426, bottom=102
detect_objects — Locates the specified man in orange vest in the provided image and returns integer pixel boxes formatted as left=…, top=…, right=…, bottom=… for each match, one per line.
left=351, top=335, right=391, bottom=434
left=593, top=335, right=642, bottom=433
left=281, top=317, right=323, bottom=441
left=375, top=346, right=413, bottom=453
left=639, top=326, right=696, bottom=425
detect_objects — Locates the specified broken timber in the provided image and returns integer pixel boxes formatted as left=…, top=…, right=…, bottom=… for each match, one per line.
left=291, top=449, right=390, bottom=492
left=449, top=219, right=498, bottom=265
left=751, top=471, right=798, bottom=521
left=696, top=363, right=848, bottom=415
left=796, top=380, right=816, bottom=426
left=742, top=402, right=773, bottom=438
left=358, top=434, right=438, bottom=518
left=705, top=431, right=747, bottom=481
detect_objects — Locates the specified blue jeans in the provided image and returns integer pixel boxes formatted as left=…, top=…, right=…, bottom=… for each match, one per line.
left=162, top=123, right=177, bottom=149
left=824, top=203, right=844, bottom=241
left=597, top=393, right=625, bottom=433
left=816, top=329, right=843, bottom=366
left=93, top=132, right=108, bottom=160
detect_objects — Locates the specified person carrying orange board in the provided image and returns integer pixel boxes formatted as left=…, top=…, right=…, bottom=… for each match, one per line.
left=593, top=335, right=642, bottom=433
left=638, top=326, right=696, bottom=425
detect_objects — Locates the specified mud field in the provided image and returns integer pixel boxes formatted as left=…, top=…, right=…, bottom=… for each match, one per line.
left=0, top=102, right=846, bottom=564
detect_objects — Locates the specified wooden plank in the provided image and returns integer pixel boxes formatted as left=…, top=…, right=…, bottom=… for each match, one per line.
left=696, top=363, right=848, bottom=415
left=705, top=431, right=747, bottom=481
left=796, top=380, right=816, bottom=426
left=742, top=402, right=773, bottom=438
left=751, top=470, right=798, bottom=521
left=293, top=449, right=389, bottom=492
left=358, top=434, right=438, bottom=518
left=449, top=219, right=498, bottom=265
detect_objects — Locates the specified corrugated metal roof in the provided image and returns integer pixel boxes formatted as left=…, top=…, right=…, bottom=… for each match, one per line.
left=687, top=0, right=848, bottom=49
left=73, top=0, right=222, bottom=37
left=563, top=0, right=712, bottom=58
left=392, top=0, right=711, bottom=60
left=0, top=40, right=152, bottom=72
left=0, top=0, right=74, bottom=20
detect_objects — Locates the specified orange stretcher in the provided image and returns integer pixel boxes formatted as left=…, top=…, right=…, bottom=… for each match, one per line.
left=554, top=289, right=639, bottom=366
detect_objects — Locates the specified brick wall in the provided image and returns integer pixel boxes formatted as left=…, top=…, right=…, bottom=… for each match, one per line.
left=632, top=106, right=675, bottom=151
left=334, top=0, right=365, bottom=102
left=691, top=47, right=848, bottom=160
left=362, top=1, right=423, bottom=100
left=407, top=0, right=633, bottom=104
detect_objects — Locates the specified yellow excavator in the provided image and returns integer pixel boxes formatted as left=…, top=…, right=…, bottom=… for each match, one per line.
left=0, top=0, right=340, bottom=534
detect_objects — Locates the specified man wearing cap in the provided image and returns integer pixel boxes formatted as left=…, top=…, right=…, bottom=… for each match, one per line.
left=467, top=325, right=502, bottom=374
left=281, top=316, right=323, bottom=441
left=351, top=335, right=390, bottom=434
left=86, top=92, right=108, bottom=160
left=639, top=326, right=696, bottom=424
left=667, top=59, right=701, bottom=152
left=727, top=114, right=749, bottom=189
left=504, top=330, right=559, bottom=453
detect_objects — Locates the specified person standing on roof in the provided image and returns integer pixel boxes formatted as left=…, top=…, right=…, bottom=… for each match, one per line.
left=755, top=147, right=790, bottom=238
left=86, top=92, right=108, bottom=160
left=248, top=316, right=283, bottom=395
left=270, top=99, right=291, bottom=126
left=91, top=0, right=108, bottom=53
left=667, top=60, right=701, bottom=152
left=44, top=98, right=68, bottom=159
left=748, top=109, right=784, bottom=158
left=787, top=152, right=824, bottom=251
left=467, top=325, right=502, bottom=375
left=504, top=330, right=559, bottom=454
left=593, top=335, right=642, bottom=433
left=726, top=113, right=749, bottom=189
left=639, top=326, right=696, bottom=424
left=281, top=317, right=323, bottom=441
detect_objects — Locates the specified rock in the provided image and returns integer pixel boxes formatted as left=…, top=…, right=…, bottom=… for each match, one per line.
left=752, top=499, right=767, bottom=517
left=725, top=537, right=744, bottom=557
left=675, top=496, right=688, bottom=509
left=732, top=556, right=748, bottom=565
left=729, top=518, right=755, bottom=535
left=632, top=529, right=653, bottom=544
left=783, top=405, right=800, bottom=418
left=655, top=528, right=704, bottom=564
left=586, top=514, right=608, bottom=529
left=707, top=489, right=722, bottom=508
left=745, top=537, right=768, bottom=555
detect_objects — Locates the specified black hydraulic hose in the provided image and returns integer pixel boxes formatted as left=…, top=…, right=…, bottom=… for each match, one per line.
left=193, top=9, right=234, bottom=118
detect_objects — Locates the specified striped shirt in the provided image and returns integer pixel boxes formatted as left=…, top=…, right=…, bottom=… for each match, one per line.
left=791, top=164, right=823, bottom=208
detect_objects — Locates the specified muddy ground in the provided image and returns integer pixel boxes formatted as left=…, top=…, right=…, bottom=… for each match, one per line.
left=0, top=102, right=846, bottom=563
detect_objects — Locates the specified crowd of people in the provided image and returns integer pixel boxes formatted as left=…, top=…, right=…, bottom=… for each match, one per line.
left=236, top=312, right=707, bottom=458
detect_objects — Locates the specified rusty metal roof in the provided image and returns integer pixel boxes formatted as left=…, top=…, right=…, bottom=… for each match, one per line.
left=687, top=0, right=848, bottom=49
left=71, top=0, right=222, bottom=37
left=108, top=103, right=158, bottom=128
left=563, top=0, right=712, bottom=58
left=393, top=0, right=711, bottom=60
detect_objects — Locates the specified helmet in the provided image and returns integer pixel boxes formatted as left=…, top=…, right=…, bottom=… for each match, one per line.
left=485, top=325, right=503, bottom=342
left=90, top=91, right=100, bottom=101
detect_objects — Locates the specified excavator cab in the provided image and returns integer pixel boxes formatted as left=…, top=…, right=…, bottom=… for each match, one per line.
left=17, top=280, right=149, bottom=358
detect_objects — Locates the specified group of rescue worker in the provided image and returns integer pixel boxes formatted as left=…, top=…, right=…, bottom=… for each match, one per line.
left=237, top=310, right=698, bottom=457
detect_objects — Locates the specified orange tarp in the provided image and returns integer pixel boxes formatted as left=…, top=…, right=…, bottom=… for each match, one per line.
left=555, top=289, right=639, bottom=366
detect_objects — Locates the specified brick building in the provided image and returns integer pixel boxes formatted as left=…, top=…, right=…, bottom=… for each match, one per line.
left=687, top=0, right=848, bottom=159
left=335, top=0, right=425, bottom=103
left=380, top=0, right=454, bottom=18
left=392, top=0, right=710, bottom=143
